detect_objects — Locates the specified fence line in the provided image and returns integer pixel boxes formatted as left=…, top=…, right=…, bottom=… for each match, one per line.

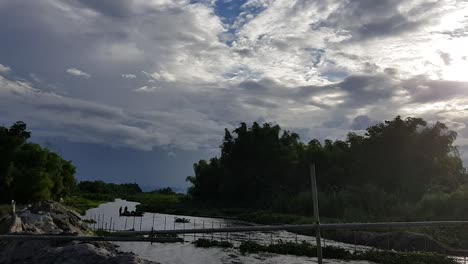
left=0, top=234, right=183, bottom=243
left=112, top=220, right=468, bottom=236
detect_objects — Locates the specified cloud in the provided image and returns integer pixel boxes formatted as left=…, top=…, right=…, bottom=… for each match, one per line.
left=0, top=63, right=10, bottom=73
left=402, top=76, right=468, bottom=103
left=122, top=74, right=137, bottom=79
left=134, top=86, right=159, bottom=92
left=0, top=74, right=225, bottom=151
left=350, top=115, right=376, bottom=130
left=1, top=0, right=468, bottom=165
left=149, top=71, right=177, bottom=82
left=67, top=68, right=91, bottom=78
left=438, top=51, right=452, bottom=66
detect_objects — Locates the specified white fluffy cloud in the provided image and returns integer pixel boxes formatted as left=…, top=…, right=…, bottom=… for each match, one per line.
left=0, top=63, right=10, bottom=73
left=122, top=74, right=137, bottom=79
left=67, top=68, right=91, bottom=78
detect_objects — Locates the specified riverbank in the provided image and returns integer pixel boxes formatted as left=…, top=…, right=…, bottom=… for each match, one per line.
left=67, top=193, right=468, bottom=259
left=0, top=201, right=158, bottom=264
left=134, top=200, right=468, bottom=255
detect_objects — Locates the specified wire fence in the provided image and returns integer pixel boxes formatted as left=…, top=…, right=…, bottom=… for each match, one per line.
left=83, top=213, right=468, bottom=263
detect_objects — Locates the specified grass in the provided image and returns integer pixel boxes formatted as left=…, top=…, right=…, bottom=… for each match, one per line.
left=0, top=204, right=11, bottom=218
left=193, top=238, right=233, bottom=248
left=64, top=195, right=111, bottom=215
left=127, top=193, right=182, bottom=212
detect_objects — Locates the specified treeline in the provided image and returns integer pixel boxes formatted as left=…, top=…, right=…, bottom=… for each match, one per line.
left=187, top=116, right=468, bottom=221
left=0, top=121, right=76, bottom=203
left=74, top=181, right=181, bottom=213
left=77, top=181, right=142, bottom=196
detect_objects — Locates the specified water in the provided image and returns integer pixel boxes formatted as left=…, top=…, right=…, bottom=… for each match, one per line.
left=84, top=199, right=375, bottom=264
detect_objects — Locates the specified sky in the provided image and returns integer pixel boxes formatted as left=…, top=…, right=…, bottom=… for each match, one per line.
left=0, top=0, right=468, bottom=190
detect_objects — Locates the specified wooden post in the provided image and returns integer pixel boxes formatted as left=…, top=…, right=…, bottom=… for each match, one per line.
left=140, top=216, right=143, bottom=231
left=124, top=217, right=128, bottom=230
left=310, top=164, right=323, bottom=264
left=353, top=230, right=357, bottom=253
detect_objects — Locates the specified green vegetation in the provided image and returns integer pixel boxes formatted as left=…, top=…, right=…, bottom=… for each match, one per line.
left=193, top=238, right=233, bottom=248
left=240, top=241, right=350, bottom=258
left=0, top=121, right=76, bottom=204
left=0, top=204, right=10, bottom=218
left=130, top=192, right=181, bottom=212
left=187, top=116, right=467, bottom=222
left=63, top=195, right=111, bottom=215
left=67, top=180, right=184, bottom=215
left=238, top=241, right=457, bottom=264
left=150, top=187, right=177, bottom=195
left=77, top=180, right=142, bottom=197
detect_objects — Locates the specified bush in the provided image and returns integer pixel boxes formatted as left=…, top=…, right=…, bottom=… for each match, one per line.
left=193, top=238, right=233, bottom=248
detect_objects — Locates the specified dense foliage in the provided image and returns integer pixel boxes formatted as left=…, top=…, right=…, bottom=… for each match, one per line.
left=77, top=180, right=142, bottom=197
left=187, top=117, right=467, bottom=220
left=0, top=121, right=76, bottom=203
left=150, top=187, right=176, bottom=195
left=193, top=238, right=233, bottom=248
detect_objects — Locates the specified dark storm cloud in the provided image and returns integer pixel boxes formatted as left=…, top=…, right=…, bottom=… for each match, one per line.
left=74, top=0, right=132, bottom=18
left=242, top=97, right=279, bottom=108
left=350, top=115, right=376, bottom=130
left=36, top=101, right=125, bottom=120
left=323, top=116, right=349, bottom=129
left=402, top=76, right=468, bottom=103
left=314, top=0, right=441, bottom=41
left=238, top=80, right=271, bottom=92
left=295, top=74, right=397, bottom=108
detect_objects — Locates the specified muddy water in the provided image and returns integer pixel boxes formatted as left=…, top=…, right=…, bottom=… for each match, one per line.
left=85, top=199, right=375, bottom=264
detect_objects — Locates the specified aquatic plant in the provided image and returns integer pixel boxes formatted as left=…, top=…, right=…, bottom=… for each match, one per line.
left=193, top=238, right=233, bottom=248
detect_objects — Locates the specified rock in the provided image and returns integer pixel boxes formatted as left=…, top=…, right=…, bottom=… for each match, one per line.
left=0, top=202, right=159, bottom=264
left=0, top=215, right=23, bottom=234
left=19, top=210, right=62, bottom=234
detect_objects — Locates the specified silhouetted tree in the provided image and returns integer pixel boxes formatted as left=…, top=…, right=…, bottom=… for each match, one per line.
left=187, top=117, right=467, bottom=220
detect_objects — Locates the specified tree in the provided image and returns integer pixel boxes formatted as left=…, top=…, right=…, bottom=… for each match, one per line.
left=187, top=117, right=467, bottom=220
left=0, top=121, right=77, bottom=203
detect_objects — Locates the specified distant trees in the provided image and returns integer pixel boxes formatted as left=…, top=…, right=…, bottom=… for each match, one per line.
left=0, top=121, right=76, bottom=203
left=187, top=116, right=467, bottom=220
left=77, top=181, right=142, bottom=196
left=151, top=187, right=176, bottom=195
